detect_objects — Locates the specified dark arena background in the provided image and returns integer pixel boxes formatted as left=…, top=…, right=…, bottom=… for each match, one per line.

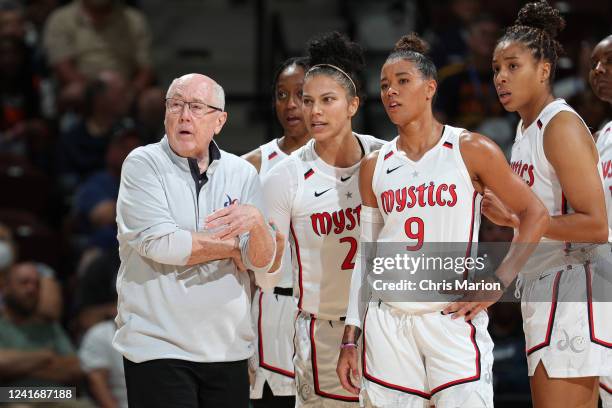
left=0, top=0, right=611, bottom=407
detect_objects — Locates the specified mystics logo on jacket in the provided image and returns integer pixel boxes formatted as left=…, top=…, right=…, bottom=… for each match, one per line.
left=224, top=194, right=238, bottom=207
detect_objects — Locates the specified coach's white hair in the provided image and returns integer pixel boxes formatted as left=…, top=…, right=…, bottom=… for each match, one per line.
left=167, top=74, right=226, bottom=111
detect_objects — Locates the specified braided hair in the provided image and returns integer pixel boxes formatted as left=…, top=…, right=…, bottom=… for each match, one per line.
left=498, top=1, right=565, bottom=83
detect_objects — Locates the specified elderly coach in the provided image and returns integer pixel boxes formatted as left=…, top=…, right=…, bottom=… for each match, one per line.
left=113, top=73, right=281, bottom=408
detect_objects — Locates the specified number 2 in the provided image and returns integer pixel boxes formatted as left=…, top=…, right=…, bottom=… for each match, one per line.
left=340, top=237, right=358, bottom=270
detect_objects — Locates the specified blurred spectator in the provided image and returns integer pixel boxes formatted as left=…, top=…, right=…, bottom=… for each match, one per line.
left=43, top=0, right=154, bottom=105
left=0, top=0, right=26, bottom=39
left=79, top=320, right=127, bottom=408
left=0, top=222, right=17, bottom=277
left=435, top=14, right=515, bottom=152
left=72, top=247, right=119, bottom=336
left=73, top=128, right=140, bottom=250
left=429, top=0, right=481, bottom=67
left=0, top=35, right=50, bottom=159
left=0, top=261, right=82, bottom=386
left=0, top=0, right=56, bottom=117
left=353, top=0, right=419, bottom=51
left=135, top=86, right=164, bottom=144
left=0, top=226, right=62, bottom=321
left=57, top=70, right=132, bottom=192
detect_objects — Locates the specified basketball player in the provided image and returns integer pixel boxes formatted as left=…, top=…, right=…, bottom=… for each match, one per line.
left=483, top=2, right=611, bottom=407
left=262, top=32, right=384, bottom=407
left=337, top=32, right=549, bottom=408
left=242, top=56, right=310, bottom=408
left=589, top=33, right=612, bottom=408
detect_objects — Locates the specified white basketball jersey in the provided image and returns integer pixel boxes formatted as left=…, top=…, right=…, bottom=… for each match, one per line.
left=259, top=138, right=288, bottom=178
left=596, top=121, right=612, bottom=236
left=510, top=99, right=604, bottom=274
left=372, top=125, right=482, bottom=314
left=257, top=138, right=292, bottom=289
left=288, top=134, right=384, bottom=320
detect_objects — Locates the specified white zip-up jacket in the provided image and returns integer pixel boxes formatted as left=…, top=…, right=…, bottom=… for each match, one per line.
left=113, top=135, right=278, bottom=363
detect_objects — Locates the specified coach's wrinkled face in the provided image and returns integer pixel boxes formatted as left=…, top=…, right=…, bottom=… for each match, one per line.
left=164, top=74, right=227, bottom=159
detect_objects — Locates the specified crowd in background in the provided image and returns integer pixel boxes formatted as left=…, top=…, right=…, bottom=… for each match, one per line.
left=0, top=0, right=610, bottom=406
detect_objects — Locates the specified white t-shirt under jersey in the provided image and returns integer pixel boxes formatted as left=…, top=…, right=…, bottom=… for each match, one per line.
left=262, top=134, right=385, bottom=321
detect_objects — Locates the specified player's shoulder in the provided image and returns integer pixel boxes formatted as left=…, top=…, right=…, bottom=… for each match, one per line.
left=241, top=147, right=262, bottom=172
left=595, top=120, right=612, bottom=147
left=355, top=132, right=386, bottom=152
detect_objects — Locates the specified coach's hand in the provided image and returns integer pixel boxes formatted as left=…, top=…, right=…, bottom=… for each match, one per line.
left=206, top=203, right=265, bottom=240
left=337, top=345, right=360, bottom=395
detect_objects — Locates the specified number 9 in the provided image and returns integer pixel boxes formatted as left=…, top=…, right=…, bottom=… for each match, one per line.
left=404, top=217, right=424, bottom=251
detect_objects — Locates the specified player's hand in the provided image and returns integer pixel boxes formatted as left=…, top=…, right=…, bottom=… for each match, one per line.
left=442, top=282, right=503, bottom=320
left=269, top=220, right=285, bottom=272
left=337, top=346, right=360, bottom=395
left=206, top=203, right=265, bottom=240
left=482, top=188, right=519, bottom=228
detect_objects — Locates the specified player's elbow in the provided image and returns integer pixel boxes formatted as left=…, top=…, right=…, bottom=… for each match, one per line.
left=591, top=220, right=609, bottom=244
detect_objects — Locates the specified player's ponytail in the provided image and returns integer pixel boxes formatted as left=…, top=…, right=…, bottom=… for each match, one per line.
left=386, top=32, right=437, bottom=81
left=498, top=0, right=565, bottom=84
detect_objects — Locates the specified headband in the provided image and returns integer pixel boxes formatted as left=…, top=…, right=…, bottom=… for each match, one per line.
left=307, top=63, right=357, bottom=94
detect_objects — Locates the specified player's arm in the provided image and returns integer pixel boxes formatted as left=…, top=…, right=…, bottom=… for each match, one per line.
left=338, top=151, right=382, bottom=395
left=242, top=148, right=262, bottom=173
left=118, top=154, right=240, bottom=267
left=543, top=112, right=608, bottom=243
left=443, top=133, right=550, bottom=319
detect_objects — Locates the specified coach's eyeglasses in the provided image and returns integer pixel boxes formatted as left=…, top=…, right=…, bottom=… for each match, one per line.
left=165, top=98, right=223, bottom=117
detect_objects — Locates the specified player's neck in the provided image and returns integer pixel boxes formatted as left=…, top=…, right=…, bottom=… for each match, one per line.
left=396, top=112, right=443, bottom=161
left=314, top=127, right=361, bottom=168
left=519, top=92, right=555, bottom=130
left=278, top=132, right=310, bottom=155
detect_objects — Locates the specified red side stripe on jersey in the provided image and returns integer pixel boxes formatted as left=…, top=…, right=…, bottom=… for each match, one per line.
left=601, top=382, right=612, bottom=394
left=526, top=270, right=563, bottom=355
left=257, top=291, right=295, bottom=378
left=429, top=319, right=481, bottom=396
left=309, top=317, right=359, bottom=402
left=443, top=141, right=453, bottom=149
left=268, top=151, right=278, bottom=160
left=537, top=119, right=543, bottom=129
left=290, top=223, right=304, bottom=310
left=384, top=151, right=394, bottom=160
left=304, top=168, right=314, bottom=179
left=585, top=263, right=612, bottom=349
left=361, top=307, right=431, bottom=399
left=463, top=191, right=479, bottom=280
left=465, top=191, right=478, bottom=255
